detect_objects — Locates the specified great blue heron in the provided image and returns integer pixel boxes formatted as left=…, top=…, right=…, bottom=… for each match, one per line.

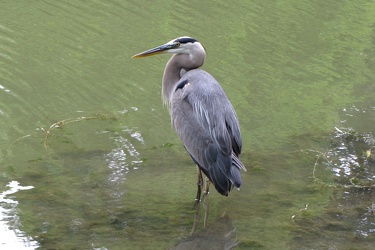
left=132, top=36, right=246, bottom=226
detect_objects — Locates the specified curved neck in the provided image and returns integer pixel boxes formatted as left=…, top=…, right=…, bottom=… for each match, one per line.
left=162, top=54, right=181, bottom=105
left=162, top=52, right=205, bottom=105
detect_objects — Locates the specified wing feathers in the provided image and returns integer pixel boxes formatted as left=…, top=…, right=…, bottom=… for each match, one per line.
left=171, top=70, right=245, bottom=196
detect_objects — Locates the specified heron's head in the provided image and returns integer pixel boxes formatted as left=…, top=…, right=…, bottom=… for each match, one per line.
left=132, top=36, right=205, bottom=58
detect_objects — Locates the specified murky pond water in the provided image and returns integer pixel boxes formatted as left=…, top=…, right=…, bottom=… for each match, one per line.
left=1, top=0, right=375, bottom=249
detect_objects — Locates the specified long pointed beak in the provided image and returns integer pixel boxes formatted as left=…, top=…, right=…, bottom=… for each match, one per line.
left=132, top=44, right=170, bottom=58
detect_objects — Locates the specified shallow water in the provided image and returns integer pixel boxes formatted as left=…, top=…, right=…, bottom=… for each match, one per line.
left=1, top=0, right=375, bottom=249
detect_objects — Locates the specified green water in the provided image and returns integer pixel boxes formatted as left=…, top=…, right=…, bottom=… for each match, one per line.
left=1, top=0, right=375, bottom=249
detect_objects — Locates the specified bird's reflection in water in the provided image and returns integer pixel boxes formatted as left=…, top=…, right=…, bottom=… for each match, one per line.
left=170, top=213, right=238, bottom=250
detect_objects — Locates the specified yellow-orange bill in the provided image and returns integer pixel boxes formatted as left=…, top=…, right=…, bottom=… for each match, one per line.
left=132, top=45, right=168, bottom=58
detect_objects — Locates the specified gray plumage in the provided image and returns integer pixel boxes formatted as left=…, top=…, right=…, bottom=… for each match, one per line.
left=133, top=36, right=246, bottom=196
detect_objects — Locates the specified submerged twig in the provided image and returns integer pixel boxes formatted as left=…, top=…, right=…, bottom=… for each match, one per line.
left=311, top=150, right=375, bottom=189
left=41, top=115, right=100, bottom=151
left=8, top=134, right=32, bottom=148
left=311, top=150, right=338, bottom=188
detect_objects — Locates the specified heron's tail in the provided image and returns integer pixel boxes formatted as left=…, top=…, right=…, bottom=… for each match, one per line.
left=229, top=154, right=246, bottom=188
left=206, top=153, right=246, bottom=196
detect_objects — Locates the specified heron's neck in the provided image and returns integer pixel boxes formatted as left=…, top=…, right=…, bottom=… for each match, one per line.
left=162, top=53, right=204, bottom=106
left=162, top=55, right=180, bottom=105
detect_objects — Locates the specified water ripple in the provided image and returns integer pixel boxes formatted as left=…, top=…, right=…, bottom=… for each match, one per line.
left=0, top=181, right=38, bottom=249
left=104, top=126, right=144, bottom=185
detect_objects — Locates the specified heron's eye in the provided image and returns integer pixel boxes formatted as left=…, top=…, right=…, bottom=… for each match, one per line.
left=166, top=43, right=179, bottom=50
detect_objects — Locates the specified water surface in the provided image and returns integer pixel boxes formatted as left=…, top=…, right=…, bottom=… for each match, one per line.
left=1, top=0, right=375, bottom=249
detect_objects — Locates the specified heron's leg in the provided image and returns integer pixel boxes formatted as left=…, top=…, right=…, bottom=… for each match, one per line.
left=191, top=166, right=203, bottom=235
left=203, top=177, right=210, bottom=228
left=195, top=166, right=203, bottom=205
